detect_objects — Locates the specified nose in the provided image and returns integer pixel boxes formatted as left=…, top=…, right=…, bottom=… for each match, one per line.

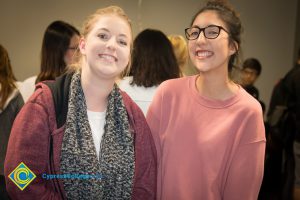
left=106, top=37, right=117, bottom=50
left=196, top=31, right=206, bottom=43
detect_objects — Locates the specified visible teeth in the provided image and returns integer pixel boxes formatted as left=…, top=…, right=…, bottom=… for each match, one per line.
left=99, top=54, right=116, bottom=61
left=197, top=51, right=213, bottom=57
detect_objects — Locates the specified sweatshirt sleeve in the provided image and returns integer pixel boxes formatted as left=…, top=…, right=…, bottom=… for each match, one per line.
left=223, top=109, right=266, bottom=200
left=4, top=87, right=62, bottom=200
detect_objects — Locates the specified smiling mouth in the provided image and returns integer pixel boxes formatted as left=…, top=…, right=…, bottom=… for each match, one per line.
left=98, top=54, right=117, bottom=62
left=196, top=50, right=213, bottom=59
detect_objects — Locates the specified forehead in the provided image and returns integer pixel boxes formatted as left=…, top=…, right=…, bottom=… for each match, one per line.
left=193, top=10, right=226, bottom=27
left=91, top=14, right=132, bottom=38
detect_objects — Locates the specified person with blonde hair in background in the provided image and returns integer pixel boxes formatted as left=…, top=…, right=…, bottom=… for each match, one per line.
left=168, top=34, right=189, bottom=77
left=5, top=6, right=156, bottom=200
left=0, top=44, right=24, bottom=200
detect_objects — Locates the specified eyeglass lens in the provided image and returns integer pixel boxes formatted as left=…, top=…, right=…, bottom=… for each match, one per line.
left=186, top=26, right=221, bottom=40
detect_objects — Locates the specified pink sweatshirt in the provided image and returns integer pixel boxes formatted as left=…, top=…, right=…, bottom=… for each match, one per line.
left=146, top=75, right=266, bottom=200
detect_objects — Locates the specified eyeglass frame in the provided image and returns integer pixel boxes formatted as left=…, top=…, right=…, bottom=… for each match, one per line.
left=184, top=25, right=230, bottom=40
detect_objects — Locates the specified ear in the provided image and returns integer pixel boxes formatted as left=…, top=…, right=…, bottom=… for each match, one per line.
left=229, top=41, right=238, bottom=56
left=79, top=37, right=86, bottom=55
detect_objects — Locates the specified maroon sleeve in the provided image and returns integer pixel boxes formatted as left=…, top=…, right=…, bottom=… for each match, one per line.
left=121, top=92, right=157, bottom=200
left=4, top=85, right=62, bottom=200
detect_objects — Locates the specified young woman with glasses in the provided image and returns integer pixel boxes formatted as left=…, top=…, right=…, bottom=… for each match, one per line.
left=19, top=20, right=80, bottom=102
left=146, top=1, right=266, bottom=199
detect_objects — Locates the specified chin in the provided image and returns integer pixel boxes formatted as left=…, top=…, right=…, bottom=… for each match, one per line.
left=194, top=65, right=209, bottom=72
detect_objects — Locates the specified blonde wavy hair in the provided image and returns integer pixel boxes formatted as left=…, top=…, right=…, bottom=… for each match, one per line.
left=69, top=6, right=132, bottom=76
left=168, top=34, right=188, bottom=75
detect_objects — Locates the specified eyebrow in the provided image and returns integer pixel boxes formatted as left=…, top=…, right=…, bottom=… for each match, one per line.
left=96, top=28, right=128, bottom=38
left=191, top=24, right=219, bottom=28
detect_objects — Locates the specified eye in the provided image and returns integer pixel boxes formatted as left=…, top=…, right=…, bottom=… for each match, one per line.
left=208, top=30, right=218, bottom=34
left=97, top=33, right=109, bottom=41
left=205, top=27, right=220, bottom=38
left=207, top=30, right=218, bottom=36
left=118, top=39, right=128, bottom=46
left=190, top=31, right=199, bottom=36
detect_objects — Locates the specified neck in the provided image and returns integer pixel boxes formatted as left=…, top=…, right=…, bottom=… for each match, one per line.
left=196, top=70, right=238, bottom=100
left=81, top=67, right=115, bottom=112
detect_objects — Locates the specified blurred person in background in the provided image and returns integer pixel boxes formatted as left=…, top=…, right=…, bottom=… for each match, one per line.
left=19, top=20, right=80, bottom=102
left=168, top=34, right=189, bottom=77
left=0, top=44, right=24, bottom=200
left=119, top=29, right=180, bottom=115
left=262, top=47, right=300, bottom=200
left=240, top=57, right=265, bottom=113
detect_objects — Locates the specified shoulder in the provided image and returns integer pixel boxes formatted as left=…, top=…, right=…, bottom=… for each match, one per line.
left=118, top=76, right=132, bottom=87
left=148, top=76, right=195, bottom=110
left=0, top=90, right=24, bottom=118
left=0, top=87, right=23, bottom=113
left=235, top=88, right=266, bottom=144
left=238, top=87, right=263, bottom=116
left=10, top=91, right=24, bottom=108
left=121, top=90, right=143, bottom=117
left=121, top=90, right=150, bottom=127
left=23, top=76, right=37, bottom=83
left=19, top=76, right=37, bottom=91
left=156, top=76, right=193, bottom=96
left=21, top=82, right=56, bottom=122
left=160, top=76, right=190, bottom=89
left=18, top=76, right=37, bottom=102
left=16, top=82, right=59, bottom=134
left=290, top=65, right=300, bottom=84
left=28, top=82, right=53, bottom=104
left=118, top=77, right=135, bottom=94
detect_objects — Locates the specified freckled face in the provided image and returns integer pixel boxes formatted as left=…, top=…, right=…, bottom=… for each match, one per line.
left=79, top=14, right=132, bottom=79
left=188, top=10, right=236, bottom=74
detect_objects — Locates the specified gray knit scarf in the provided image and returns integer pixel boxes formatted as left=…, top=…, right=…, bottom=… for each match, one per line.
left=60, top=72, right=135, bottom=200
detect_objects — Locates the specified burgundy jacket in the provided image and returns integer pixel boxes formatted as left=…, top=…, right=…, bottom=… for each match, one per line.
left=4, top=80, right=157, bottom=200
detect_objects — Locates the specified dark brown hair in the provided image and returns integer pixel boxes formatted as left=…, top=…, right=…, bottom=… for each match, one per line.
left=130, top=29, right=180, bottom=87
left=242, top=58, right=262, bottom=76
left=36, top=20, right=80, bottom=83
left=0, top=44, right=17, bottom=110
left=190, top=0, right=243, bottom=71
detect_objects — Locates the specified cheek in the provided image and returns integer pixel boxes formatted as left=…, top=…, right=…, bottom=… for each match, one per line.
left=188, top=42, right=195, bottom=56
left=64, top=51, right=72, bottom=64
left=121, top=48, right=131, bottom=61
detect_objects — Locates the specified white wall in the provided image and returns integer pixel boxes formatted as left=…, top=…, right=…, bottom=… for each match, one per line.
left=0, top=0, right=298, bottom=114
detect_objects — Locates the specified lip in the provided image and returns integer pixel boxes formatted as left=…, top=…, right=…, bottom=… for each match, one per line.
left=195, top=50, right=213, bottom=59
left=98, top=53, right=118, bottom=62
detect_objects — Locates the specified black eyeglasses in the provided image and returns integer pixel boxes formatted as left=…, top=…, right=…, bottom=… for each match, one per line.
left=185, top=25, right=229, bottom=40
